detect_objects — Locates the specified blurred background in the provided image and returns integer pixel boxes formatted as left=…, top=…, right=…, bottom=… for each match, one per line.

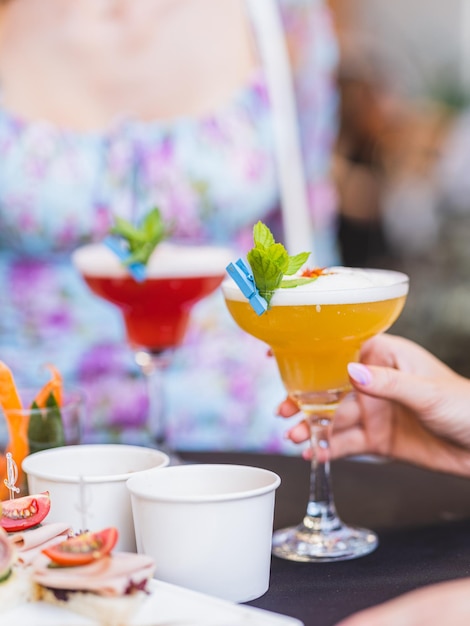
left=1, top=0, right=469, bottom=453
left=329, top=0, right=470, bottom=376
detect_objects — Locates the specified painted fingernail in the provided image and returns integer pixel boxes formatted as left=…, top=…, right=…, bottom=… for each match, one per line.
left=347, top=362, right=372, bottom=385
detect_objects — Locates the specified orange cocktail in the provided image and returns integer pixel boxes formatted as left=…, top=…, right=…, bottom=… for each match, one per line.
left=225, top=272, right=407, bottom=403
left=223, top=266, right=409, bottom=562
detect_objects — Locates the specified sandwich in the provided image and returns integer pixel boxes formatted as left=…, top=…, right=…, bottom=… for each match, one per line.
left=0, top=526, right=32, bottom=612
left=32, top=527, right=156, bottom=626
left=9, top=520, right=72, bottom=566
left=1, top=490, right=71, bottom=565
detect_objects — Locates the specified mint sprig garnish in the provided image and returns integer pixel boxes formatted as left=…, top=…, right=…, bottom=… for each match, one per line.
left=109, top=207, right=170, bottom=267
left=246, top=222, right=314, bottom=305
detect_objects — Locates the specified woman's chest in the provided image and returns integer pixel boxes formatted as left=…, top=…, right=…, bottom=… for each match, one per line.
left=0, top=89, right=278, bottom=254
left=0, top=0, right=258, bottom=130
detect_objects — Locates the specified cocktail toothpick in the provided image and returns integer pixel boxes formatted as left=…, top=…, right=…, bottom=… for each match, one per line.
left=4, top=452, right=20, bottom=499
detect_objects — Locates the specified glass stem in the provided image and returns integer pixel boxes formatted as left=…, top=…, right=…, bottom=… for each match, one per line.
left=135, top=350, right=169, bottom=450
left=303, top=409, right=342, bottom=533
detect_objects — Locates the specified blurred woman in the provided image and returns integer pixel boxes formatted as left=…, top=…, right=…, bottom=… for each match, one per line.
left=0, top=0, right=339, bottom=450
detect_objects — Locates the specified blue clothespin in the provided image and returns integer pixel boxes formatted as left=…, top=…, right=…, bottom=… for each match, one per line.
left=226, top=258, right=268, bottom=316
left=104, top=236, right=147, bottom=282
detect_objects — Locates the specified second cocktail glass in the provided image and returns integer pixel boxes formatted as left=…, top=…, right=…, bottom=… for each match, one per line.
left=73, top=241, right=232, bottom=456
left=223, top=266, right=409, bottom=562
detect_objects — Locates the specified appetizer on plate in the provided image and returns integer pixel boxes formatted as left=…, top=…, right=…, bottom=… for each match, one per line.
left=1, top=482, right=155, bottom=625
left=1, top=490, right=51, bottom=532
left=32, top=527, right=156, bottom=626
left=0, top=526, right=32, bottom=612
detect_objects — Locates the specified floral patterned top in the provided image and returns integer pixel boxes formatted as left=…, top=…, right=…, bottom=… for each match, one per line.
left=0, top=0, right=338, bottom=452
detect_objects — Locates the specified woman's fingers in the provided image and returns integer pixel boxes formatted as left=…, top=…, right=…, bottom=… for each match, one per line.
left=347, top=362, right=444, bottom=416
left=292, top=426, right=369, bottom=460
left=335, top=578, right=470, bottom=626
left=277, top=397, right=299, bottom=417
left=330, top=427, right=368, bottom=459
left=333, top=393, right=362, bottom=431
left=284, top=393, right=363, bottom=445
left=285, top=419, right=310, bottom=443
left=279, top=392, right=360, bottom=424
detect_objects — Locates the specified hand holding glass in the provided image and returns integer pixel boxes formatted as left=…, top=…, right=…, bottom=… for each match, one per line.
left=223, top=267, right=409, bottom=562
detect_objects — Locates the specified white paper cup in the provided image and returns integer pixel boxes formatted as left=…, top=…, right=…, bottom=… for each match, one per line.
left=127, top=463, right=281, bottom=603
left=22, top=444, right=169, bottom=551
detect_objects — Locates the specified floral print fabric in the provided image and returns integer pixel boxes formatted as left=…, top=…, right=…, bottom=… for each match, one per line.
left=0, top=0, right=338, bottom=451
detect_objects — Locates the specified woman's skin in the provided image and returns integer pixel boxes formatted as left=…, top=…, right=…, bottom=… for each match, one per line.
left=335, top=578, right=470, bottom=626
left=0, top=0, right=257, bottom=129
left=280, top=334, right=470, bottom=478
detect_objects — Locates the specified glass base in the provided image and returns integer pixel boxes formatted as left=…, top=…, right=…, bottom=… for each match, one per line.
left=272, top=522, right=378, bottom=563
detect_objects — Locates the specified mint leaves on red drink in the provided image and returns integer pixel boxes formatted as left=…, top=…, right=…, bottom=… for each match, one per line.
left=246, top=222, right=317, bottom=305
left=109, top=207, right=170, bottom=267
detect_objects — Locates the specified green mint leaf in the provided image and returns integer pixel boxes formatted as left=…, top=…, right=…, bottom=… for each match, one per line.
left=268, top=243, right=290, bottom=273
left=286, top=252, right=310, bottom=276
left=110, top=218, right=147, bottom=248
left=109, top=207, right=170, bottom=267
left=246, top=222, right=310, bottom=306
left=253, top=221, right=275, bottom=249
left=125, top=242, right=159, bottom=266
left=247, top=248, right=284, bottom=305
left=280, top=276, right=320, bottom=288
left=142, top=208, right=166, bottom=240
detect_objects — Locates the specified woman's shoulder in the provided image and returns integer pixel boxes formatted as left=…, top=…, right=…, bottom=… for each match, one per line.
left=273, top=0, right=338, bottom=68
left=269, top=0, right=338, bottom=103
left=276, top=0, right=332, bottom=22
left=277, top=0, right=328, bottom=10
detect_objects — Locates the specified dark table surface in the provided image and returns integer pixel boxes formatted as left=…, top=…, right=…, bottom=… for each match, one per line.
left=178, top=450, right=470, bottom=626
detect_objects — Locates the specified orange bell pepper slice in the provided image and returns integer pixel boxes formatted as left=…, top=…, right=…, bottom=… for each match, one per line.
left=0, top=361, right=28, bottom=499
left=33, top=364, right=63, bottom=408
left=0, top=362, right=22, bottom=414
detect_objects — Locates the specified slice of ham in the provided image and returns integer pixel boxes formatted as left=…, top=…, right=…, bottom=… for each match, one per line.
left=9, top=523, right=72, bottom=566
left=0, top=528, right=14, bottom=576
left=32, top=552, right=156, bottom=597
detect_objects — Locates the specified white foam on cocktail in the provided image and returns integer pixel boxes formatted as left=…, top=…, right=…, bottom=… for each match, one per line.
left=222, top=266, right=409, bottom=305
left=72, top=242, right=234, bottom=278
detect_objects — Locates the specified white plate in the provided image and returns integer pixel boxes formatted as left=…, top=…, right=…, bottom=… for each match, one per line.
left=2, top=578, right=304, bottom=626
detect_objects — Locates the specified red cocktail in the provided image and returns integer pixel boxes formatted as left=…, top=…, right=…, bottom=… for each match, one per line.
left=73, top=242, right=231, bottom=352
left=72, top=242, right=232, bottom=453
left=83, top=274, right=225, bottom=352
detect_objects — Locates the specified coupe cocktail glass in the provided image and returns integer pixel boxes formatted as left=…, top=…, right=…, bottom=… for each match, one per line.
left=223, top=267, right=409, bottom=562
left=73, top=242, right=232, bottom=454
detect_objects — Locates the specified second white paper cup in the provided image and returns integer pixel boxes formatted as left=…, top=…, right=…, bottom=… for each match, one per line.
left=22, top=444, right=169, bottom=551
left=127, top=463, right=281, bottom=603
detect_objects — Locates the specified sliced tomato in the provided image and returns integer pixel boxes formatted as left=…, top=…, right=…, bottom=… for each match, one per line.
left=1, top=491, right=51, bottom=532
left=43, top=527, right=119, bottom=567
